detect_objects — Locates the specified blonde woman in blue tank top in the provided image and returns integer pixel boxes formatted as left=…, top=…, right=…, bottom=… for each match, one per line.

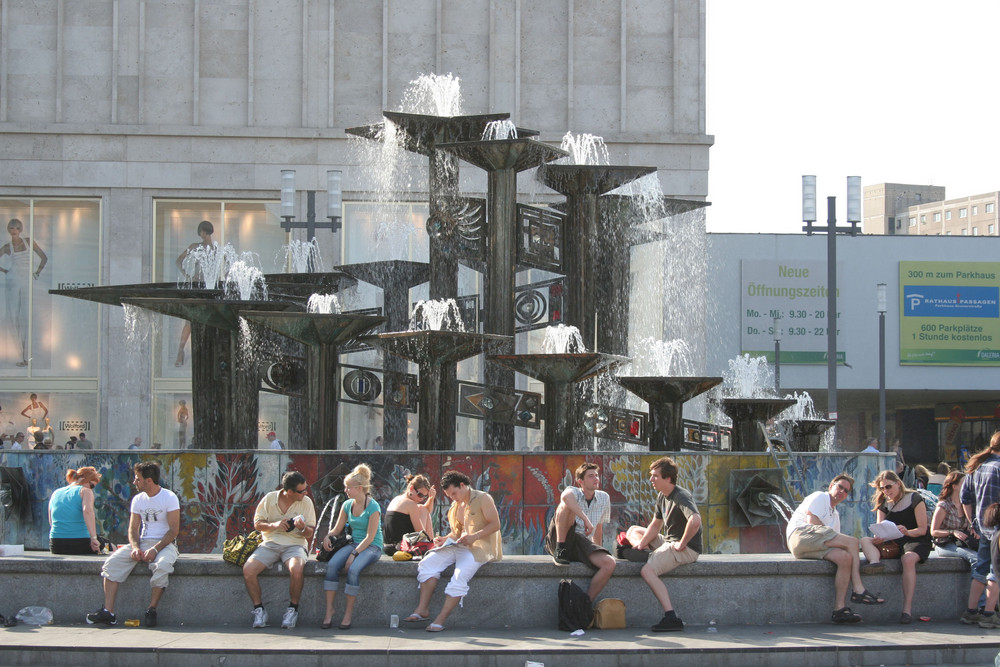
left=320, top=463, right=383, bottom=629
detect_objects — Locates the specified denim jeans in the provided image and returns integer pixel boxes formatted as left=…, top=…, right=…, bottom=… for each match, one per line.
left=324, top=544, right=381, bottom=596
left=972, top=531, right=995, bottom=585
left=934, top=541, right=977, bottom=567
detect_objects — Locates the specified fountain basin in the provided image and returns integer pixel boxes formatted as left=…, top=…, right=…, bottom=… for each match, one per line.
left=616, top=376, right=723, bottom=451
left=241, top=312, right=385, bottom=348
left=717, top=398, right=797, bottom=452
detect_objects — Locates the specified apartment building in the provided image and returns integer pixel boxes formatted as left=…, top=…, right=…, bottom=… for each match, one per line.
left=864, top=183, right=1000, bottom=237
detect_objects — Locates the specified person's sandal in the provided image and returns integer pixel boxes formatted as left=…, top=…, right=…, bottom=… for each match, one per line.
left=900, top=612, right=912, bottom=624
left=832, top=607, right=862, bottom=624
left=850, top=590, right=885, bottom=605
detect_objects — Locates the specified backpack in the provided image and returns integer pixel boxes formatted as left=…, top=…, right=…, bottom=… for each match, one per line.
left=557, top=579, right=594, bottom=631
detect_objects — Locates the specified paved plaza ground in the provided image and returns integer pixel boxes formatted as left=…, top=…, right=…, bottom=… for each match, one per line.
left=1, top=618, right=998, bottom=666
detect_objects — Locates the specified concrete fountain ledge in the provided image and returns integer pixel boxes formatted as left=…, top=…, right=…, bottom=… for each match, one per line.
left=0, top=552, right=970, bottom=629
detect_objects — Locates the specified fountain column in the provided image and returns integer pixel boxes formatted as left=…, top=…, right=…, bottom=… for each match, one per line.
left=338, top=261, right=430, bottom=450
left=346, top=113, right=512, bottom=449
left=189, top=322, right=234, bottom=448
left=120, top=297, right=294, bottom=448
left=242, top=312, right=386, bottom=450
left=538, top=166, right=655, bottom=352
left=364, top=331, right=510, bottom=451
left=490, top=353, right=627, bottom=451
left=439, top=139, right=567, bottom=450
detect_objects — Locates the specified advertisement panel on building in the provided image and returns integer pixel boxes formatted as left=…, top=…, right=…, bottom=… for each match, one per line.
left=740, top=260, right=845, bottom=365
left=899, top=261, right=1000, bottom=365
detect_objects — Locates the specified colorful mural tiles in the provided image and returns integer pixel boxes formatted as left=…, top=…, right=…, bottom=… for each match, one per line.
left=0, top=450, right=895, bottom=554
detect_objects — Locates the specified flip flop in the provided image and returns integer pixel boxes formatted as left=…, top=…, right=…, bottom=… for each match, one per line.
left=404, top=614, right=430, bottom=623
left=426, top=623, right=445, bottom=632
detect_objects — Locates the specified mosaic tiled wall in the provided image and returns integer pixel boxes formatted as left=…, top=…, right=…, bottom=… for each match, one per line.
left=0, top=450, right=895, bottom=554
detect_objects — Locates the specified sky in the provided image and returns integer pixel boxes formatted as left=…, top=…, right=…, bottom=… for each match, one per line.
left=705, top=1, right=1000, bottom=234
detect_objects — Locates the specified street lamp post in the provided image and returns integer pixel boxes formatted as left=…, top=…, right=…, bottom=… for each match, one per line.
left=877, top=282, right=887, bottom=450
left=802, top=175, right=861, bottom=450
left=280, top=170, right=343, bottom=271
left=773, top=315, right=781, bottom=394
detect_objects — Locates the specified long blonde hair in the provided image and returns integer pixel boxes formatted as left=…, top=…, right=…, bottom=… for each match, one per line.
left=870, top=469, right=914, bottom=512
left=345, top=463, right=372, bottom=494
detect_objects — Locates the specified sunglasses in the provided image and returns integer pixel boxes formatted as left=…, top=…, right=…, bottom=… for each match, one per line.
left=833, top=483, right=851, bottom=494
left=879, top=483, right=896, bottom=491
left=414, top=489, right=428, bottom=501
left=293, top=486, right=309, bottom=494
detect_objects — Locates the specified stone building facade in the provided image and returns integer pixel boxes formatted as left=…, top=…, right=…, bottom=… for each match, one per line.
left=0, top=1, right=711, bottom=448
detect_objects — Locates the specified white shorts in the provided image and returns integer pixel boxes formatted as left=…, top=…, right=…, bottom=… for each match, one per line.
left=101, top=539, right=179, bottom=589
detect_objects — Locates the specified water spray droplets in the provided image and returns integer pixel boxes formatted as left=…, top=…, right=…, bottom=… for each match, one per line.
left=409, top=299, right=465, bottom=332
left=559, top=131, right=609, bottom=166
left=482, top=120, right=518, bottom=141
left=307, top=293, right=341, bottom=314
left=541, top=324, right=586, bottom=354
left=398, top=73, right=464, bottom=116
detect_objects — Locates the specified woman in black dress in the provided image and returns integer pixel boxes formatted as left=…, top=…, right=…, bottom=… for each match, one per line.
left=863, top=469, right=931, bottom=624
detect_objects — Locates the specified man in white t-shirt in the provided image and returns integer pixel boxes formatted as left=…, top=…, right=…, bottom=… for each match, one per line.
left=546, top=462, right=616, bottom=601
left=786, top=474, right=883, bottom=624
left=87, top=461, right=180, bottom=628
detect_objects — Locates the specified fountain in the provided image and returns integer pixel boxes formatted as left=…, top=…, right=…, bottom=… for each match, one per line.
left=362, top=297, right=510, bottom=450
left=490, top=325, right=627, bottom=451
left=612, top=338, right=720, bottom=451
left=715, top=354, right=796, bottom=452
left=776, top=392, right=835, bottom=452
left=537, top=132, right=656, bottom=352
left=241, top=307, right=385, bottom=451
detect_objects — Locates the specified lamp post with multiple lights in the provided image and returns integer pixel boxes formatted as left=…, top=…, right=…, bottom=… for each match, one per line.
left=877, top=282, right=887, bottom=450
left=279, top=170, right=343, bottom=271
left=801, top=175, right=861, bottom=450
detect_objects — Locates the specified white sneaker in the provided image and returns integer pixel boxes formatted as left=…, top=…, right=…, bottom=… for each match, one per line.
left=281, top=606, right=298, bottom=629
left=251, top=607, right=268, bottom=628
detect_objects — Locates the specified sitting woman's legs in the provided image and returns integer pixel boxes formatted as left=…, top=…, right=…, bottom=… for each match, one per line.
left=323, top=546, right=354, bottom=624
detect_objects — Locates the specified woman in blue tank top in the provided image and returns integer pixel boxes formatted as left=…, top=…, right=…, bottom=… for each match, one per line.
left=320, top=463, right=383, bottom=629
left=48, top=466, right=101, bottom=554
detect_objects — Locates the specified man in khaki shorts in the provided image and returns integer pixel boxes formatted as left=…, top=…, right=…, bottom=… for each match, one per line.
left=786, top=474, right=884, bottom=623
left=242, top=471, right=316, bottom=630
left=625, top=456, right=702, bottom=632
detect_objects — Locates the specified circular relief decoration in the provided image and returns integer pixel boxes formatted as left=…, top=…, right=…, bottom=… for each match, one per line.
left=343, top=369, right=382, bottom=403
left=514, top=289, right=546, bottom=325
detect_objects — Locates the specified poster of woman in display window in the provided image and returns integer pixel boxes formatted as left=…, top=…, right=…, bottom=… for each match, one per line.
left=0, top=218, right=47, bottom=368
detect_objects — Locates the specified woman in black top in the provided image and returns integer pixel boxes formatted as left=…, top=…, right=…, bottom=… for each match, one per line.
left=382, top=474, right=435, bottom=554
left=864, top=469, right=931, bottom=624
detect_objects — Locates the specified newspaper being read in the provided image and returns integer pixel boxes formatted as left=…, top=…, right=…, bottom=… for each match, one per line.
left=869, top=520, right=904, bottom=540
left=426, top=537, right=460, bottom=553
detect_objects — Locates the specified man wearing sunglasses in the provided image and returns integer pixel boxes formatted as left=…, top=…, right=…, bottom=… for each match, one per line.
left=243, top=471, right=316, bottom=630
left=786, top=474, right=884, bottom=624
left=546, top=462, right=616, bottom=601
